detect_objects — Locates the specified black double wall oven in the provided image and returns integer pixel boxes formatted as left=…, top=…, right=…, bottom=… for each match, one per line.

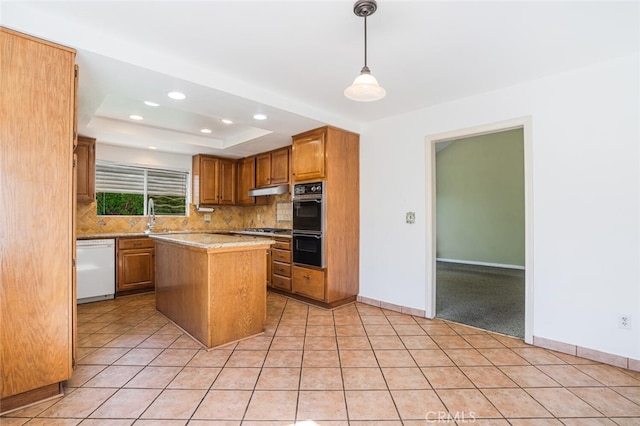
left=292, top=181, right=324, bottom=268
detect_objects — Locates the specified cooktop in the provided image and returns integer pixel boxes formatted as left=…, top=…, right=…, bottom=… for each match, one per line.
left=243, top=228, right=291, bottom=234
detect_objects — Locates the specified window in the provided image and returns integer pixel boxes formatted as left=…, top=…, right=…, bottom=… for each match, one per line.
left=96, top=162, right=188, bottom=216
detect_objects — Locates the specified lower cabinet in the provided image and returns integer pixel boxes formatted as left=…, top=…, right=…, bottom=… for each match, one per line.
left=117, top=237, right=155, bottom=295
left=270, top=238, right=291, bottom=291
left=292, top=265, right=325, bottom=301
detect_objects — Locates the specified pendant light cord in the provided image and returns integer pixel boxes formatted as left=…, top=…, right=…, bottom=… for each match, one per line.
left=363, top=15, right=368, bottom=71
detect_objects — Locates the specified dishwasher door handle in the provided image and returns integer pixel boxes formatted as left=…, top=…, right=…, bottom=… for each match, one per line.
left=78, top=243, right=114, bottom=249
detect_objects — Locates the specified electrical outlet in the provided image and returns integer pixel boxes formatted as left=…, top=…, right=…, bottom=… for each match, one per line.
left=619, top=314, right=632, bottom=330
left=204, top=213, right=211, bottom=222
left=406, top=212, right=416, bottom=224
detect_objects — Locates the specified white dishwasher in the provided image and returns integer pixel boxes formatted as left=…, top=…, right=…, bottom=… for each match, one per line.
left=76, top=239, right=116, bottom=304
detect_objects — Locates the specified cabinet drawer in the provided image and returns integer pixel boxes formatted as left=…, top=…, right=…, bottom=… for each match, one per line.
left=272, top=261, right=291, bottom=278
left=273, top=240, right=291, bottom=250
left=292, top=266, right=325, bottom=301
left=271, top=248, right=291, bottom=263
left=118, top=238, right=154, bottom=249
left=271, top=275, right=291, bottom=291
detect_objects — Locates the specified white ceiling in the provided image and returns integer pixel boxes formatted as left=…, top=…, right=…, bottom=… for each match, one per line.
left=2, top=0, right=638, bottom=157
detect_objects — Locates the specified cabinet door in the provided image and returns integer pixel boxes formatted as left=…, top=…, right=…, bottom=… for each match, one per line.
left=255, top=153, right=271, bottom=188
left=117, top=248, right=155, bottom=293
left=76, top=136, right=95, bottom=203
left=292, top=265, right=325, bottom=301
left=292, top=130, right=325, bottom=181
left=237, top=157, right=256, bottom=205
left=270, top=147, right=290, bottom=184
left=0, top=28, right=75, bottom=400
left=199, top=156, right=220, bottom=204
left=218, top=159, right=237, bottom=205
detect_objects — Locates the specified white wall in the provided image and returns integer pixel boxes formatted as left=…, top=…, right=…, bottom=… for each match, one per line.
left=97, top=143, right=192, bottom=172
left=360, top=53, right=640, bottom=359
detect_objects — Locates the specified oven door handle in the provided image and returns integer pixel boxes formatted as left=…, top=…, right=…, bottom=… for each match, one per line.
left=293, top=198, right=321, bottom=203
left=293, top=233, right=322, bottom=239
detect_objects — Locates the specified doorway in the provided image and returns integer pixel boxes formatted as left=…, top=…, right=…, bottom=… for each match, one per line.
left=425, top=118, right=533, bottom=343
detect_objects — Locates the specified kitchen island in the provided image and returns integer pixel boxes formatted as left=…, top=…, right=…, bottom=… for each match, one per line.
left=150, top=233, right=274, bottom=349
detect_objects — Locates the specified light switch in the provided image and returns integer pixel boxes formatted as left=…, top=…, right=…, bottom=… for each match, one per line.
left=204, top=213, right=211, bottom=222
left=406, top=212, right=415, bottom=224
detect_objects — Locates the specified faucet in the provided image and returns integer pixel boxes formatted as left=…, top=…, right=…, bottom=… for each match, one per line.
left=145, top=198, right=155, bottom=234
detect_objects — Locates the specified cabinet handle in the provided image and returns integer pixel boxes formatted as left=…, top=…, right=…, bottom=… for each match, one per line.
left=303, top=274, right=311, bottom=279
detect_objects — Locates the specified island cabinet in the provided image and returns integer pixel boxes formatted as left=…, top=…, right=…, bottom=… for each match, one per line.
left=270, top=238, right=292, bottom=291
left=76, top=135, right=96, bottom=203
left=192, top=154, right=237, bottom=206
left=0, top=28, right=76, bottom=412
left=153, top=233, right=273, bottom=348
left=255, top=147, right=290, bottom=188
left=116, top=237, right=155, bottom=296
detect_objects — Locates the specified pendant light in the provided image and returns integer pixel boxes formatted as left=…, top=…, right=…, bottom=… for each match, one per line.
left=344, top=0, right=386, bottom=102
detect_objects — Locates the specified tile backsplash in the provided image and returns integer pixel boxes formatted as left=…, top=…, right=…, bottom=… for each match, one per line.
left=76, top=194, right=292, bottom=236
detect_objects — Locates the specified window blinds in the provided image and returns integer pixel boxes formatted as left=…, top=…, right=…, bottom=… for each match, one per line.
left=96, top=162, right=188, bottom=198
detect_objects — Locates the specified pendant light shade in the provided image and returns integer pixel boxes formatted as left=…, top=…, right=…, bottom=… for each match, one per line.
left=344, top=67, right=386, bottom=102
left=345, top=0, right=386, bottom=102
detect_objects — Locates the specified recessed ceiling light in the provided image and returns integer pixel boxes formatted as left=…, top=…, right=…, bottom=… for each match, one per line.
left=253, top=114, right=267, bottom=120
left=148, top=146, right=157, bottom=150
left=129, top=115, right=144, bottom=120
left=221, top=119, right=233, bottom=124
left=167, top=91, right=186, bottom=100
left=200, top=128, right=212, bottom=134
left=144, top=101, right=159, bottom=107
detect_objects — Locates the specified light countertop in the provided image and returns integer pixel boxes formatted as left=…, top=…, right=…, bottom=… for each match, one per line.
left=149, top=233, right=275, bottom=249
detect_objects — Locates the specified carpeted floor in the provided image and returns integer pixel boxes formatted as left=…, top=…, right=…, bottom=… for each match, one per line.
left=436, top=261, right=525, bottom=338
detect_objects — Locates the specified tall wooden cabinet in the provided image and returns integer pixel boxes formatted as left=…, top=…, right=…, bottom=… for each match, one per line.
left=0, top=28, right=77, bottom=411
left=289, top=126, right=360, bottom=308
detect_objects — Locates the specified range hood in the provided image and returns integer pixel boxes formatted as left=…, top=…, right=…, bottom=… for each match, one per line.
left=248, top=184, right=289, bottom=197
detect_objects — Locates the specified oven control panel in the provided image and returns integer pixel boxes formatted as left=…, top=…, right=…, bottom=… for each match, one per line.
left=293, top=181, right=323, bottom=199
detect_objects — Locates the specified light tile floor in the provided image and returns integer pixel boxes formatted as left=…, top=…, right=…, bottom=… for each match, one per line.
left=3, top=292, right=640, bottom=425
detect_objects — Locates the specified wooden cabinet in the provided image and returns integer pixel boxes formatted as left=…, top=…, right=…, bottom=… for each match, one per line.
left=237, top=156, right=262, bottom=205
left=237, top=156, right=256, bottom=205
left=270, top=238, right=292, bottom=292
left=76, top=136, right=95, bottom=203
left=218, top=158, right=237, bottom=204
left=289, top=126, right=360, bottom=308
left=292, top=265, right=325, bottom=301
left=117, top=238, right=155, bottom=296
left=292, top=128, right=326, bottom=181
left=0, top=28, right=76, bottom=410
left=255, top=147, right=290, bottom=188
left=192, top=154, right=237, bottom=206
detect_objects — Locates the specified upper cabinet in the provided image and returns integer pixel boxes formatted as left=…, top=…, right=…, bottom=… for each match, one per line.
left=76, top=136, right=96, bottom=203
left=291, top=128, right=326, bottom=182
left=192, top=154, right=237, bottom=206
left=237, top=156, right=257, bottom=205
left=255, top=147, right=290, bottom=188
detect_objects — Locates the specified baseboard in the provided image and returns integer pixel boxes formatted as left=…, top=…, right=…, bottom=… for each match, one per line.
left=534, top=335, right=639, bottom=372
left=356, top=295, right=426, bottom=317
left=437, top=258, right=525, bottom=270
left=0, top=382, right=63, bottom=415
